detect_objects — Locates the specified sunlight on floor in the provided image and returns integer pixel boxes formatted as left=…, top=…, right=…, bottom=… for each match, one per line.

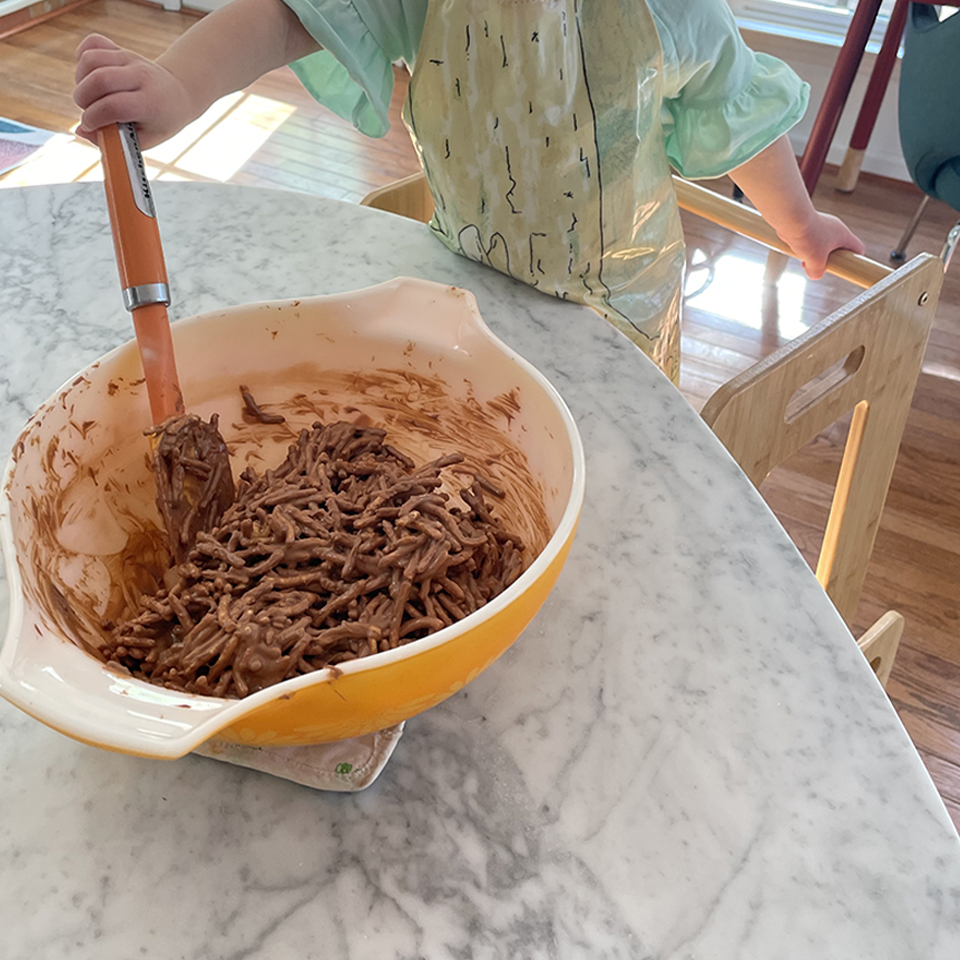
left=0, top=91, right=295, bottom=188
left=173, top=94, right=295, bottom=181
left=922, top=360, right=960, bottom=382
left=685, top=249, right=811, bottom=340
left=143, top=92, right=244, bottom=166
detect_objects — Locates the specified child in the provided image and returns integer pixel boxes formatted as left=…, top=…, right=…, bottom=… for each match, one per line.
left=74, top=0, right=865, bottom=381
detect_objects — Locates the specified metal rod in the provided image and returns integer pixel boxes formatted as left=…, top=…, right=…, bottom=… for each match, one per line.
left=940, top=219, right=960, bottom=272
left=891, top=195, right=931, bottom=262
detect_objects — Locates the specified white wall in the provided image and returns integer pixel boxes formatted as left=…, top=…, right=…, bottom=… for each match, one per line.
left=736, top=29, right=906, bottom=182
left=0, top=0, right=36, bottom=15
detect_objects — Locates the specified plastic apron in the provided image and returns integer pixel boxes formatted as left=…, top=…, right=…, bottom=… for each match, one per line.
left=403, top=0, right=685, bottom=381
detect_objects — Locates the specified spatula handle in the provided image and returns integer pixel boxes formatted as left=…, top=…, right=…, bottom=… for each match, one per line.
left=99, top=123, right=184, bottom=422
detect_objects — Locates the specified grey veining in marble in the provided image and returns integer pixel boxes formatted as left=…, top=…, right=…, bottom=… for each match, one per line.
left=2, top=183, right=959, bottom=959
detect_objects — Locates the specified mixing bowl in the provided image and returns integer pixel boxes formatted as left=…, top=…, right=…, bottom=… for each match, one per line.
left=0, top=278, right=584, bottom=759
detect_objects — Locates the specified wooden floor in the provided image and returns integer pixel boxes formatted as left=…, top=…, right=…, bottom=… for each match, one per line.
left=3, top=0, right=960, bottom=828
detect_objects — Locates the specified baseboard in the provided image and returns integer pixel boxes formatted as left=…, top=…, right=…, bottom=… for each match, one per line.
left=0, top=0, right=201, bottom=38
left=123, top=0, right=204, bottom=14
left=0, top=0, right=94, bottom=39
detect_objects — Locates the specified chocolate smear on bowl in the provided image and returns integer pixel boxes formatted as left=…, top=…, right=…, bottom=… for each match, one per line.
left=239, top=384, right=286, bottom=424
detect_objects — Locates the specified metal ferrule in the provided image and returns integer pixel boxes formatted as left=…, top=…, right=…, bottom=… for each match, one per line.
left=122, top=283, right=171, bottom=311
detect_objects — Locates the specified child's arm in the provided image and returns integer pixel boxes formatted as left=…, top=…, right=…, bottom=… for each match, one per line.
left=74, top=0, right=319, bottom=148
left=728, top=135, right=865, bottom=280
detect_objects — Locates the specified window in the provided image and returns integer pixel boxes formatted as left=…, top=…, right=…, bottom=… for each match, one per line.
left=729, top=0, right=897, bottom=50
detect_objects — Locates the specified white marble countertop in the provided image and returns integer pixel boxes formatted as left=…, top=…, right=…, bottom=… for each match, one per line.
left=2, top=182, right=959, bottom=959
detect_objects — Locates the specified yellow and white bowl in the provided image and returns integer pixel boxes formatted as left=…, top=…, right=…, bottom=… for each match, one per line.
left=0, top=278, right=585, bottom=759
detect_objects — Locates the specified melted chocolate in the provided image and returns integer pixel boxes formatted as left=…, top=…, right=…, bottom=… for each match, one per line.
left=239, top=384, right=285, bottom=424
left=105, top=421, right=526, bottom=698
left=148, top=413, right=235, bottom=565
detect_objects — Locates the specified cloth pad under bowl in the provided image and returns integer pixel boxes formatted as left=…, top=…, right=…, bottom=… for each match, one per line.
left=192, top=723, right=404, bottom=791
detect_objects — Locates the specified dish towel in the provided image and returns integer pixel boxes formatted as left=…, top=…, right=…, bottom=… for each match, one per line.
left=193, top=723, right=404, bottom=791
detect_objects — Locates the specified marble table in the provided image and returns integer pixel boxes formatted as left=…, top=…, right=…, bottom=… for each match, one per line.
left=2, top=182, right=959, bottom=959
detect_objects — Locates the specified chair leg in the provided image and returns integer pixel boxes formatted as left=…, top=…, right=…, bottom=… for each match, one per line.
left=837, top=148, right=867, bottom=194
left=890, top=195, right=931, bottom=262
left=836, top=0, right=910, bottom=194
left=857, top=611, right=905, bottom=689
left=940, top=219, right=960, bottom=272
left=799, top=0, right=884, bottom=193
left=763, top=250, right=790, bottom=286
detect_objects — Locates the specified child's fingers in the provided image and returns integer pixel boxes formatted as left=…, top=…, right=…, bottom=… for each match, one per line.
left=75, top=33, right=121, bottom=60
left=75, top=47, right=134, bottom=84
left=74, top=64, right=144, bottom=111
left=803, top=259, right=827, bottom=282
left=75, top=124, right=99, bottom=145
left=845, top=233, right=867, bottom=257
left=827, top=215, right=866, bottom=256
left=77, top=90, right=153, bottom=138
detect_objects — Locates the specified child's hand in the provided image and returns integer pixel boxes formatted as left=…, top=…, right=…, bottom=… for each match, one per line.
left=729, top=138, right=867, bottom=281
left=778, top=212, right=866, bottom=281
left=74, top=34, right=196, bottom=149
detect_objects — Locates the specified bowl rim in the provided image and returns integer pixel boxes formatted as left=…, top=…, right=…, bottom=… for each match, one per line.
left=0, top=277, right=586, bottom=749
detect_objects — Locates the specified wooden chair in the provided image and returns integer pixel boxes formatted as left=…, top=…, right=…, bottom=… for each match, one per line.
left=361, top=173, right=943, bottom=688
left=363, top=172, right=436, bottom=223
left=700, top=254, right=941, bottom=687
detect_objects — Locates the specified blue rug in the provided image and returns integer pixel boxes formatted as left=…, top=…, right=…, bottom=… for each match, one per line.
left=0, top=117, right=57, bottom=176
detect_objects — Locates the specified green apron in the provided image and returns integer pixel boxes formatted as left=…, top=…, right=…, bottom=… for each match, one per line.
left=403, top=0, right=686, bottom=381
